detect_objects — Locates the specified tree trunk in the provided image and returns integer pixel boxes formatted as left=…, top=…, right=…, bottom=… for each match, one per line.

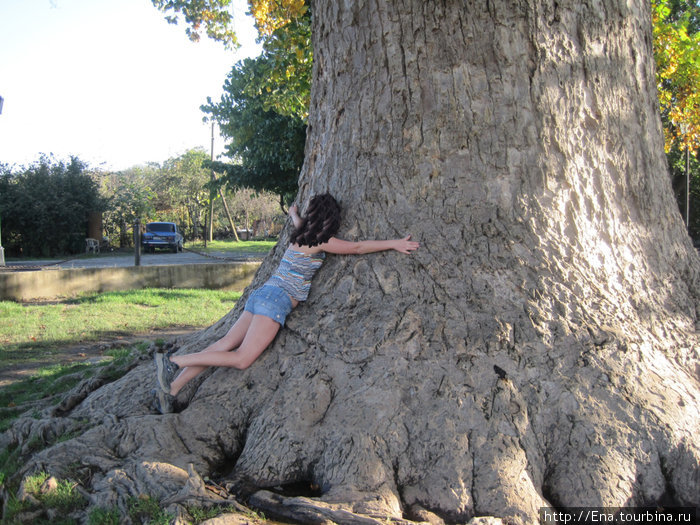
left=119, top=219, right=129, bottom=248
left=220, top=186, right=241, bottom=242
left=3, top=0, right=699, bottom=523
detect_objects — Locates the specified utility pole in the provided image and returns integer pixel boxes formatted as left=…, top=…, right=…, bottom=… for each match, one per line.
left=134, top=219, right=141, bottom=267
left=0, top=216, right=5, bottom=267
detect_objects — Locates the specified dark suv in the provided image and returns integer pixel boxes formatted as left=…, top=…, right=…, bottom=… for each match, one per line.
left=142, top=222, right=184, bottom=253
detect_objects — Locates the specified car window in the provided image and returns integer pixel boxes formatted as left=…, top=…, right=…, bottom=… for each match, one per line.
left=148, top=223, right=175, bottom=232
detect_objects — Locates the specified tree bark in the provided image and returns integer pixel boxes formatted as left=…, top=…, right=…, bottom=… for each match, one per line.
left=3, top=0, right=699, bottom=523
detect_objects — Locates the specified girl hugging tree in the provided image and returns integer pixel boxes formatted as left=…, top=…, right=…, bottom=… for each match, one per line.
left=153, top=193, right=419, bottom=413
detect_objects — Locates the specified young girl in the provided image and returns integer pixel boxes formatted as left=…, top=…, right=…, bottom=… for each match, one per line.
left=153, top=193, right=418, bottom=412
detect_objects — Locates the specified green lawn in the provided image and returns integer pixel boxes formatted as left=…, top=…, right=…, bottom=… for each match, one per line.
left=0, top=288, right=241, bottom=366
left=185, top=239, right=277, bottom=254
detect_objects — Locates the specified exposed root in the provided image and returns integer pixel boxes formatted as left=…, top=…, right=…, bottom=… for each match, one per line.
left=249, top=489, right=425, bottom=525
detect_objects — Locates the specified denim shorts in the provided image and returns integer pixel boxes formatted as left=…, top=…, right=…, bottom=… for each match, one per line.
left=244, top=284, right=293, bottom=325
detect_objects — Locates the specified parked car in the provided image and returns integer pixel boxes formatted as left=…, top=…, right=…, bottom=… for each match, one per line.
left=142, top=222, right=184, bottom=253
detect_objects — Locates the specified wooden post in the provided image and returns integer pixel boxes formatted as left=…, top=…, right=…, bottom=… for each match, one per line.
left=134, top=219, right=141, bottom=267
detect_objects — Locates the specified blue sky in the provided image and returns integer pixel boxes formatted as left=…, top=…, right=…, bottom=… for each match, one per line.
left=0, top=0, right=261, bottom=171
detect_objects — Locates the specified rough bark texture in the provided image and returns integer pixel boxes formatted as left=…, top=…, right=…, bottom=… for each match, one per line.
left=3, top=1, right=699, bottom=524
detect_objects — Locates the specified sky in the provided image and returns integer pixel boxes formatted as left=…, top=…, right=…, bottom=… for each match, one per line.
left=0, top=0, right=262, bottom=171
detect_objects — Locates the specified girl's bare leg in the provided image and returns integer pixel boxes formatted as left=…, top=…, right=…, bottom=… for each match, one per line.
left=171, top=314, right=281, bottom=371
left=168, top=312, right=254, bottom=395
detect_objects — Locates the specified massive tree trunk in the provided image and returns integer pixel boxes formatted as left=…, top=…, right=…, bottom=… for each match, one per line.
left=3, top=0, right=699, bottom=523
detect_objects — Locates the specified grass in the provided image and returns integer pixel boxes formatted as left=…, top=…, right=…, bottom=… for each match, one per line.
left=0, top=343, right=149, bottom=434
left=126, top=495, right=174, bottom=525
left=3, top=471, right=87, bottom=524
left=0, top=288, right=241, bottom=366
left=1, top=475, right=235, bottom=524
left=185, top=238, right=277, bottom=254
left=87, top=506, right=121, bottom=525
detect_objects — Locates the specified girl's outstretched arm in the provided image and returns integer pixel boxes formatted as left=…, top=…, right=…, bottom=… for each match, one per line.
left=321, top=235, right=419, bottom=255
left=289, top=205, right=304, bottom=229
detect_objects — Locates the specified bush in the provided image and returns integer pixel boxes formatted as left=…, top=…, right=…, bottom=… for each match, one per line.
left=0, top=156, right=106, bottom=257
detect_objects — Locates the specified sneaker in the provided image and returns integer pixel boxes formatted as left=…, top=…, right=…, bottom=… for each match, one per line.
left=154, top=352, right=180, bottom=394
left=151, top=388, right=176, bottom=414
left=163, top=341, right=177, bottom=356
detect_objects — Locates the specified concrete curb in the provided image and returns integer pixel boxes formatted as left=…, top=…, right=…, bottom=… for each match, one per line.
left=0, top=262, right=261, bottom=301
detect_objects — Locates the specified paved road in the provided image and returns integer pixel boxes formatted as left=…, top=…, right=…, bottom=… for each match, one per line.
left=5, top=249, right=265, bottom=270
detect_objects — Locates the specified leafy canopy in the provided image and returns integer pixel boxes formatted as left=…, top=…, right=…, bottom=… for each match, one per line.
left=653, top=0, right=700, bottom=154
left=152, top=0, right=311, bottom=120
left=247, top=0, right=311, bottom=119
left=249, top=14, right=312, bottom=120
left=248, top=0, right=306, bottom=36
left=151, top=0, right=306, bottom=45
left=151, top=0, right=239, bottom=47
left=202, top=56, right=306, bottom=204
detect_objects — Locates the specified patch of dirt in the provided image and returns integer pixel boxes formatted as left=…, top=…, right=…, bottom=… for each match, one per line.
left=0, top=328, right=196, bottom=388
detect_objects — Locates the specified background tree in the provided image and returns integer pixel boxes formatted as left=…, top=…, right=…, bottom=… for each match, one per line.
left=157, top=148, right=212, bottom=240
left=653, top=0, right=700, bottom=153
left=202, top=55, right=307, bottom=207
left=97, top=149, right=281, bottom=245
left=653, top=0, right=700, bottom=238
left=244, top=4, right=312, bottom=120
left=4, top=1, right=700, bottom=524
left=0, top=156, right=106, bottom=256
left=182, top=1, right=311, bottom=209
left=151, top=0, right=239, bottom=46
left=99, top=150, right=212, bottom=245
left=227, top=186, right=283, bottom=237
left=99, top=165, right=157, bottom=248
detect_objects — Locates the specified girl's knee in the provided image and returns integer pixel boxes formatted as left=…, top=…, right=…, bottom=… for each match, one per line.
left=229, top=348, right=263, bottom=370
left=234, top=359, right=254, bottom=370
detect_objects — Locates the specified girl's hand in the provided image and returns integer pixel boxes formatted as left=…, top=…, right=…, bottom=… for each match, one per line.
left=394, top=235, right=420, bottom=254
left=289, top=205, right=299, bottom=216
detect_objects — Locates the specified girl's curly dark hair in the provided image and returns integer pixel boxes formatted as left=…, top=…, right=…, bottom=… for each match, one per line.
left=290, top=193, right=341, bottom=247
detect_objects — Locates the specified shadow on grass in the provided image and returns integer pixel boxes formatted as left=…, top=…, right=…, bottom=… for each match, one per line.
left=0, top=341, right=149, bottom=432
left=0, top=361, right=93, bottom=416
left=0, top=325, right=196, bottom=362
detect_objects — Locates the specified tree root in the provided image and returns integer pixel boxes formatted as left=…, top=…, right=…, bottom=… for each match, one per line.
left=247, top=491, right=509, bottom=525
left=248, top=489, right=428, bottom=525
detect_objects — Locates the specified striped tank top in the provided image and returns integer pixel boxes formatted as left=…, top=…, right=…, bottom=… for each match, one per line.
left=266, top=247, right=325, bottom=302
